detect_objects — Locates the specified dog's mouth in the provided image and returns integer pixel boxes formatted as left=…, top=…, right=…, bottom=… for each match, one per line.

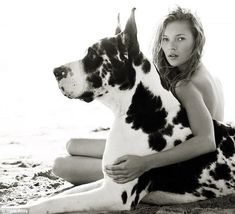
left=77, top=91, right=94, bottom=103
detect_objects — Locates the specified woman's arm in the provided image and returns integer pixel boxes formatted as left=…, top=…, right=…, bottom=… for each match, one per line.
left=105, top=82, right=216, bottom=183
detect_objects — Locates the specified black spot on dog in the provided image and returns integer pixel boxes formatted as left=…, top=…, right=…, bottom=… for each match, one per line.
left=78, top=91, right=94, bottom=103
left=121, top=191, right=128, bottom=204
left=126, top=82, right=168, bottom=134
left=101, top=38, right=118, bottom=58
left=213, top=120, right=231, bottom=146
left=205, top=183, right=218, bottom=189
left=220, top=137, right=235, bottom=159
left=142, top=59, right=151, bottom=73
left=201, top=189, right=216, bottom=198
left=186, top=134, right=194, bottom=140
left=87, top=73, right=102, bottom=88
left=133, top=52, right=143, bottom=66
left=82, top=47, right=103, bottom=73
left=134, top=195, right=139, bottom=207
left=149, top=132, right=167, bottom=151
left=115, top=58, right=136, bottom=90
left=173, top=107, right=190, bottom=127
left=213, top=120, right=235, bottom=157
left=174, top=140, right=182, bottom=146
left=108, top=78, right=115, bottom=87
left=131, top=184, right=137, bottom=196
left=209, top=163, right=231, bottom=181
left=162, top=124, right=174, bottom=136
left=225, top=182, right=233, bottom=188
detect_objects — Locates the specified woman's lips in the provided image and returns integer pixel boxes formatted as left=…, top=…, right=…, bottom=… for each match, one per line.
left=168, top=54, right=179, bottom=60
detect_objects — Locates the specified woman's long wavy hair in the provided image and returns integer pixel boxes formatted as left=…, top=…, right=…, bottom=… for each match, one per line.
left=152, top=7, right=205, bottom=94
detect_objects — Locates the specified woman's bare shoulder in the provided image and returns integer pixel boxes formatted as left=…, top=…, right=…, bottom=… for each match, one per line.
left=175, top=81, right=201, bottom=106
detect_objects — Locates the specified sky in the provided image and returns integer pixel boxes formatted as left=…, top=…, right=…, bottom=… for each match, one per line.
left=1, top=0, right=235, bottom=136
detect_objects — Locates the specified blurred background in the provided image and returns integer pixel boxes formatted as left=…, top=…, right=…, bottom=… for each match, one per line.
left=0, top=0, right=235, bottom=161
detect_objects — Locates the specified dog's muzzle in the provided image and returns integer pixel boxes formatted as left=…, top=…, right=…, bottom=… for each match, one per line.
left=53, top=66, right=72, bottom=81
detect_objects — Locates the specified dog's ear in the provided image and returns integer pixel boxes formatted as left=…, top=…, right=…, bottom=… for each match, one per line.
left=115, top=13, right=121, bottom=35
left=123, top=8, right=139, bottom=57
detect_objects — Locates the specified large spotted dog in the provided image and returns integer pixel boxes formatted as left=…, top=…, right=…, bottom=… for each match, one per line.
left=4, top=8, right=235, bottom=214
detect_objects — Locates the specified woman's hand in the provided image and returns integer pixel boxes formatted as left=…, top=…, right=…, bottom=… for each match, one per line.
left=104, top=155, right=147, bottom=184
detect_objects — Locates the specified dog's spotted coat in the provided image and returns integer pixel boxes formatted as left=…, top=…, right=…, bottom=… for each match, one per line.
left=5, top=8, right=235, bottom=214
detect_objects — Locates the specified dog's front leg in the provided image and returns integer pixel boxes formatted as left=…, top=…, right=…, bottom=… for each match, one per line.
left=59, top=179, right=103, bottom=196
left=2, top=182, right=130, bottom=214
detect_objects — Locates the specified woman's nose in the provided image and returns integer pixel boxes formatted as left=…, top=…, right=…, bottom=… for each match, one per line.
left=168, top=41, right=177, bottom=50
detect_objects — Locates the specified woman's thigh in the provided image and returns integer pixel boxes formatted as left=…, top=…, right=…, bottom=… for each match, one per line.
left=66, top=138, right=106, bottom=158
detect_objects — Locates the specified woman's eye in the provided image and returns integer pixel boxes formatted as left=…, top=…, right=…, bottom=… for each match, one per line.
left=162, top=37, right=169, bottom=42
left=178, top=37, right=185, bottom=41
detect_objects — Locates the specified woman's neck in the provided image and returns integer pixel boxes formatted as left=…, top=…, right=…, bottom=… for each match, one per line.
left=177, top=61, right=202, bottom=73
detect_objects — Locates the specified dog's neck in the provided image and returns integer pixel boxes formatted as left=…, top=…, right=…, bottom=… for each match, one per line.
left=98, top=59, right=181, bottom=118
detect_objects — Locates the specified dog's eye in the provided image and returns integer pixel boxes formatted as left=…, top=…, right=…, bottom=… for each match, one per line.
left=87, top=48, right=98, bottom=60
left=82, top=47, right=103, bottom=73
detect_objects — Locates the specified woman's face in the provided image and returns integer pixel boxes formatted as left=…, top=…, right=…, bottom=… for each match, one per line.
left=161, top=20, right=194, bottom=70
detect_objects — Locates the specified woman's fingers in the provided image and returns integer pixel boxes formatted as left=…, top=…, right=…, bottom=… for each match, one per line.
left=105, top=163, right=125, bottom=171
left=105, top=168, right=127, bottom=176
left=113, top=155, right=128, bottom=165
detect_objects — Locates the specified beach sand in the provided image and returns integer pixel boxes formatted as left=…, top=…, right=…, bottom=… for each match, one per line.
left=1, top=132, right=235, bottom=214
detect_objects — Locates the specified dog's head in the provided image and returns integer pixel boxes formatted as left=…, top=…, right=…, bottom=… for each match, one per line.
left=54, top=8, right=147, bottom=103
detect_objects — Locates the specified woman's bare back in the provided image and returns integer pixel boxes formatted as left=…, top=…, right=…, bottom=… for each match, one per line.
left=191, top=63, right=224, bottom=121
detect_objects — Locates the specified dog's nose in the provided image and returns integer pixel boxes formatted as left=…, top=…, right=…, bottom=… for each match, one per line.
left=53, top=66, right=70, bottom=81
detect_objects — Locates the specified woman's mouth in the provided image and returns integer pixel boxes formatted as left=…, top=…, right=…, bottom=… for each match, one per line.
left=168, top=54, right=179, bottom=60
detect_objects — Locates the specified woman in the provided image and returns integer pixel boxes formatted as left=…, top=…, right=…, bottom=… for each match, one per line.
left=52, top=7, right=224, bottom=186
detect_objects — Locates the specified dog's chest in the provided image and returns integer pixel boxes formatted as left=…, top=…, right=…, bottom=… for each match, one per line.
left=102, top=87, right=192, bottom=166
left=102, top=117, right=151, bottom=165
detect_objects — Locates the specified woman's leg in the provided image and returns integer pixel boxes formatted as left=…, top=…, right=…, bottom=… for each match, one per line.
left=52, top=138, right=106, bottom=185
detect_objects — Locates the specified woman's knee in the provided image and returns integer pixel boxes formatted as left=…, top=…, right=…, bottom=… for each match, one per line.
left=66, top=138, right=78, bottom=155
left=66, top=138, right=105, bottom=158
left=52, top=156, right=67, bottom=177
left=66, top=138, right=87, bottom=155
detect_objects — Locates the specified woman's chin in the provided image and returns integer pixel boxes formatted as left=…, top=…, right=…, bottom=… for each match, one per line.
left=168, top=62, right=179, bottom=67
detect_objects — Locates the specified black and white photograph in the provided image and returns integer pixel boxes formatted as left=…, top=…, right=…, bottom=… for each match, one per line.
left=1, top=0, right=235, bottom=213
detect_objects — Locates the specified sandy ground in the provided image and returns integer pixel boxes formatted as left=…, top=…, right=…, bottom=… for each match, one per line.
left=1, top=134, right=235, bottom=214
